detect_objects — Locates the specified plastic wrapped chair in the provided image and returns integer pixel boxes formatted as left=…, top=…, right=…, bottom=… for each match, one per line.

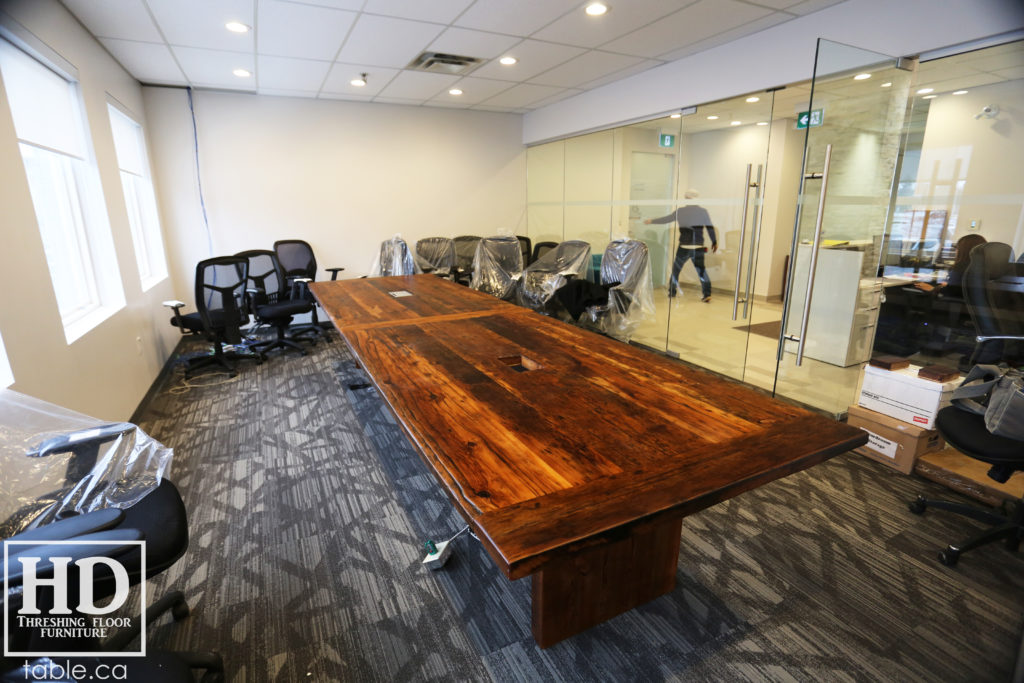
left=585, top=239, right=655, bottom=342
left=415, top=237, right=457, bottom=278
left=471, top=236, right=523, bottom=300
left=517, top=240, right=592, bottom=314
left=369, top=235, right=417, bottom=277
left=453, top=235, right=481, bottom=284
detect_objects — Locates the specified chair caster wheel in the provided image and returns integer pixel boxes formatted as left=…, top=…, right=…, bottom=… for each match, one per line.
left=172, top=601, right=191, bottom=621
left=908, top=498, right=927, bottom=515
left=938, top=548, right=960, bottom=566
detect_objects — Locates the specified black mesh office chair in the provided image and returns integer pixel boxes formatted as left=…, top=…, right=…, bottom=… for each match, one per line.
left=585, top=238, right=656, bottom=341
left=471, top=236, right=523, bottom=301
left=273, top=239, right=343, bottom=343
left=453, top=235, right=481, bottom=285
left=415, top=237, right=457, bottom=278
left=237, top=250, right=315, bottom=357
left=165, top=256, right=262, bottom=377
left=1, top=424, right=222, bottom=680
left=909, top=405, right=1024, bottom=566
left=962, top=242, right=1023, bottom=366
left=531, top=241, right=558, bottom=264
left=516, top=240, right=591, bottom=314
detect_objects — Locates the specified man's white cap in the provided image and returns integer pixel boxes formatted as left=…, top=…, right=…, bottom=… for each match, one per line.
left=684, top=188, right=699, bottom=199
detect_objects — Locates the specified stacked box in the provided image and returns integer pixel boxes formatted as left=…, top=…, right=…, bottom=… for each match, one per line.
left=857, top=364, right=960, bottom=429
left=846, top=404, right=945, bottom=474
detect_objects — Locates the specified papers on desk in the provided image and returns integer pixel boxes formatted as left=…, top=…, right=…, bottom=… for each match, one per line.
left=388, top=290, right=414, bottom=298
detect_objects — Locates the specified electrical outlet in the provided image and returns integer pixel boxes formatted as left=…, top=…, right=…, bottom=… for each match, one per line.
left=968, top=219, right=981, bottom=231
left=421, top=540, right=452, bottom=570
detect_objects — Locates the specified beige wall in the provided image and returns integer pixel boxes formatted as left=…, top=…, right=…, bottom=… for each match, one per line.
left=0, top=0, right=179, bottom=419
left=143, top=87, right=526, bottom=297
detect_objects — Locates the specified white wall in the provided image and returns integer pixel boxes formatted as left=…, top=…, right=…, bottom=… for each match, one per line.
left=143, top=87, right=526, bottom=296
left=912, top=78, right=1024, bottom=252
left=0, top=0, right=179, bottom=419
left=524, top=0, right=1024, bottom=144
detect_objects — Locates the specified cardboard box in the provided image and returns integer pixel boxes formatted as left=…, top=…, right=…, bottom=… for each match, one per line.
left=846, top=404, right=945, bottom=474
left=857, top=364, right=960, bottom=429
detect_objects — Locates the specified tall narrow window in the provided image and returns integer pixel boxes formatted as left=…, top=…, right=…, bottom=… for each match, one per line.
left=0, top=39, right=124, bottom=343
left=0, top=330, right=13, bottom=389
left=108, top=105, right=167, bottom=290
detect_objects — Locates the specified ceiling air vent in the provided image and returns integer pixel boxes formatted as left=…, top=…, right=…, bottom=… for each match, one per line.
left=407, top=52, right=483, bottom=76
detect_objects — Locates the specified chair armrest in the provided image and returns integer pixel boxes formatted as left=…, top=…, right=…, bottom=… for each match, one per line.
left=26, top=423, right=136, bottom=459
left=291, top=277, right=312, bottom=300
left=976, top=335, right=1024, bottom=342
left=5, top=508, right=124, bottom=544
left=325, top=267, right=345, bottom=281
left=163, top=300, right=188, bottom=334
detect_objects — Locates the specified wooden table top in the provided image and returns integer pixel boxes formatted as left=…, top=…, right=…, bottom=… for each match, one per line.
left=312, top=275, right=867, bottom=580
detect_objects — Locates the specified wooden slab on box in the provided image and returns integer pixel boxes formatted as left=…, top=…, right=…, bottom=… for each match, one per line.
left=869, top=355, right=910, bottom=371
left=915, top=447, right=1024, bottom=507
left=917, top=364, right=960, bottom=383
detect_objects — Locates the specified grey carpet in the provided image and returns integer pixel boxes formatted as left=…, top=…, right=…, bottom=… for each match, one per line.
left=137, top=331, right=1024, bottom=682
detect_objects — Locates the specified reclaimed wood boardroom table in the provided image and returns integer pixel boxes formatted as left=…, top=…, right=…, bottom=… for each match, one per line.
left=311, top=275, right=867, bottom=648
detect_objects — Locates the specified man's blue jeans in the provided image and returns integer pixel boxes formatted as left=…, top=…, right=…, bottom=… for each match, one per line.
left=669, top=246, right=711, bottom=298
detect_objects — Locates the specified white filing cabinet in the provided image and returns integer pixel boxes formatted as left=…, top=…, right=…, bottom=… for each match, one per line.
left=784, top=246, right=883, bottom=367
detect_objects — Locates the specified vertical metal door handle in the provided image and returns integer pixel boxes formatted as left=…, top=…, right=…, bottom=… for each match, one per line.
left=795, top=144, right=833, bottom=366
left=732, top=164, right=753, bottom=321
left=742, top=164, right=763, bottom=319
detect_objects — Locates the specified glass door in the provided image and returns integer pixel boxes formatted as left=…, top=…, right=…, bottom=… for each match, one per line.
left=663, top=92, right=777, bottom=382
left=774, top=39, right=915, bottom=416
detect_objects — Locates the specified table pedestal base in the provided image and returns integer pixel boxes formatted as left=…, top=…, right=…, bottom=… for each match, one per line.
left=530, top=517, right=682, bottom=648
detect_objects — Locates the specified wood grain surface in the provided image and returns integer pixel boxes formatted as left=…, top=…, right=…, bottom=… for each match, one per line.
left=312, top=275, right=868, bottom=583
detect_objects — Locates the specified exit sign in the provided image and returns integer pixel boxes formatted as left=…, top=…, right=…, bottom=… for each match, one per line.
left=796, top=108, right=824, bottom=129
left=659, top=133, right=675, bottom=147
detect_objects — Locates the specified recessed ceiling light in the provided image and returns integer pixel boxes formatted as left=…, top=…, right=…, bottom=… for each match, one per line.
left=917, top=87, right=934, bottom=94
left=881, top=82, right=892, bottom=88
left=449, top=88, right=463, bottom=96
left=585, top=3, right=608, bottom=16
left=854, top=73, right=871, bottom=80
left=706, top=115, right=718, bottom=120
left=730, top=121, right=742, bottom=126
left=952, top=90, right=968, bottom=95
left=499, top=56, right=517, bottom=66
left=756, top=121, right=768, bottom=126
left=351, top=73, right=367, bottom=87
left=745, top=96, right=759, bottom=103
left=225, top=21, right=250, bottom=33
left=232, top=68, right=251, bottom=78
left=670, top=113, right=681, bottom=119
left=922, top=94, right=937, bottom=99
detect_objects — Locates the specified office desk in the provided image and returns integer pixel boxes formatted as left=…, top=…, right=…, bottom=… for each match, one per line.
left=311, top=275, right=867, bottom=647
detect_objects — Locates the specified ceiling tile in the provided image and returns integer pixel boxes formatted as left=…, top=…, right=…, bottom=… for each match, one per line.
left=321, top=63, right=401, bottom=97
left=377, top=70, right=459, bottom=99
left=258, top=0, right=356, bottom=60
left=362, top=0, right=475, bottom=23
left=335, top=14, right=446, bottom=68
left=428, top=75, right=514, bottom=104
left=147, top=0, right=254, bottom=51
left=453, top=0, right=580, bottom=36
left=785, top=0, right=846, bottom=16
left=256, top=55, right=331, bottom=92
left=275, top=0, right=364, bottom=10
left=100, top=38, right=186, bottom=84
left=173, top=46, right=255, bottom=88
left=428, top=27, right=521, bottom=60
left=62, top=0, right=163, bottom=42
left=657, top=12, right=791, bottom=62
left=532, top=0, right=692, bottom=49
left=529, top=51, right=645, bottom=88
left=479, top=82, right=566, bottom=108
left=470, top=39, right=586, bottom=81
left=580, top=58, right=664, bottom=89
left=528, top=87, right=583, bottom=109
left=602, top=0, right=773, bottom=59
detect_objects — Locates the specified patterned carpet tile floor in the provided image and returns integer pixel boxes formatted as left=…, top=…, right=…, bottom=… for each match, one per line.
left=137, top=332, right=1024, bottom=682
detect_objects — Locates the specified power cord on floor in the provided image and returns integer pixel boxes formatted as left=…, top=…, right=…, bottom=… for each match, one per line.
left=167, top=370, right=241, bottom=395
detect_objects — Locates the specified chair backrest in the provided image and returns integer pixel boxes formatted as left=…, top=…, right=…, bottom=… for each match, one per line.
left=518, top=240, right=592, bottom=311
left=236, top=249, right=287, bottom=301
left=596, top=239, right=656, bottom=340
left=471, top=236, right=523, bottom=299
left=273, top=239, right=316, bottom=281
left=376, top=237, right=415, bottom=276
left=453, top=235, right=481, bottom=273
left=532, top=241, right=558, bottom=263
left=601, top=239, right=651, bottom=294
left=517, top=235, right=533, bottom=265
left=963, top=242, right=1014, bottom=337
left=415, top=237, right=456, bottom=275
left=194, top=256, right=249, bottom=343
